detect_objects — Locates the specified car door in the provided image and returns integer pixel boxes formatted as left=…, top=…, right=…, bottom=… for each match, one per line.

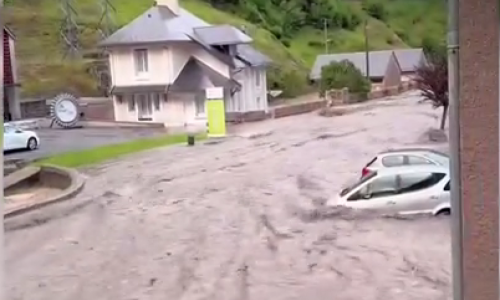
left=3, top=125, right=20, bottom=150
left=388, top=172, right=448, bottom=214
left=11, top=126, right=27, bottom=149
left=3, top=125, right=13, bottom=150
left=345, top=174, right=400, bottom=213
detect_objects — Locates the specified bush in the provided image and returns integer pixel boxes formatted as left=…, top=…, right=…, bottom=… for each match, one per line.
left=268, top=67, right=309, bottom=98
left=362, top=0, right=387, bottom=21
left=422, top=36, right=447, bottom=61
left=319, top=60, right=371, bottom=98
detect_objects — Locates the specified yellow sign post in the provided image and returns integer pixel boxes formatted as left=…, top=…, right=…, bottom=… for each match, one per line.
left=205, top=87, right=226, bottom=138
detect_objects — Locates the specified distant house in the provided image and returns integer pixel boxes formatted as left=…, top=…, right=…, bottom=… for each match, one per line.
left=310, top=50, right=402, bottom=89
left=391, top=48, right=426, bottom=82
left=3, top=26, right=21, bottom=121
left=99, top=0, right=271, bottom=127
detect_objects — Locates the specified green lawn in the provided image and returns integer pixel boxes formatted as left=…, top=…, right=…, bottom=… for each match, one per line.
left=37, top=134, right=205, bottom=168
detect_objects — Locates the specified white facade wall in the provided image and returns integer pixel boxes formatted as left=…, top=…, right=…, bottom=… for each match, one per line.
left=108, top=42, right=268, bottom=126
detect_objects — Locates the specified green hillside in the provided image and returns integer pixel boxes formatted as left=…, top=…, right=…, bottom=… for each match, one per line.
left=3, top=0, right=446, bottom=98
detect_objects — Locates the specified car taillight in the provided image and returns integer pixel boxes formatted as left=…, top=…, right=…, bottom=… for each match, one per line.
left=361, top=167, right=370, bottom=177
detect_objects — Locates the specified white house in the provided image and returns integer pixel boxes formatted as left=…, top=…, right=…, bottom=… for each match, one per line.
left=99, top=0, right=271, bottom=128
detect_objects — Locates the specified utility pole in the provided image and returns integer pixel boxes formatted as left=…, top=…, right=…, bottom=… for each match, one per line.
left=363, top=18, right=370, bottom=78
left=447, top=0, right=463, bottom=297
left=323, top=19, right=329, bottom=54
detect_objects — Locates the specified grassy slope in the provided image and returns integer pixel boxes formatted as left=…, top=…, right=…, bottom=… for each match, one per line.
left=4, top=0, right=445, bottom=98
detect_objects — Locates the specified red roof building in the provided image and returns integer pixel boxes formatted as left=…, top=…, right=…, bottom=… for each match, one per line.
left=3, top=26, right=20, bottom=120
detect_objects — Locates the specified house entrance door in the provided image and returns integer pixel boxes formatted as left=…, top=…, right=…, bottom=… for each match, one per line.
left=137, top=93, right=153, bottom=121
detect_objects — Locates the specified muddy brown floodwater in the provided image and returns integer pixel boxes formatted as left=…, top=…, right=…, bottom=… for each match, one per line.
left=6, top=92, right=451, bottom=300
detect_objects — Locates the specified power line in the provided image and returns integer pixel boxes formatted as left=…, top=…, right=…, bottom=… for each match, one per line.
left=59, top=0, right=81, bottom=59
left=96, top=0, right=116, bottom=39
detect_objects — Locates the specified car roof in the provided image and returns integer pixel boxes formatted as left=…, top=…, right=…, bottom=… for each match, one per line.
left=379, top=148, right=448, bottom=156
left=374, top=164, right=450, bottom=175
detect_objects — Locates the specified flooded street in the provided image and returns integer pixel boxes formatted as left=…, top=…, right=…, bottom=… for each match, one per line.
left=6, top=93, right=451, bottom=300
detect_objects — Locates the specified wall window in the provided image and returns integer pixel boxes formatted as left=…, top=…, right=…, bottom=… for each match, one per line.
left=381, top=155, right=405, bottom=167
left=128, top=97, right=135, bottom=111
left=255, top=71, right=260, bottom=87
left=153, top=93, right=161, bottom=111
left=195, top=92, right=205, bottom=116
left=133, top=49, right=149, bottom=76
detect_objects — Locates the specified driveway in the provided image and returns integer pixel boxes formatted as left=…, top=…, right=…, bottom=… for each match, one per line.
left=5, top=93, right=451, bottom=300
left=4, top=127, right=168, bottom=161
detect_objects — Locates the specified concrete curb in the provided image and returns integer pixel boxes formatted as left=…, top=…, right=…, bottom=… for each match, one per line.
left=4, top=164, right=86, bottom=218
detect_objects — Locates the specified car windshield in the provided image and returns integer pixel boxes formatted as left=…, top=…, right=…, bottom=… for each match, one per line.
left=340, top=171, right=377, bottom=196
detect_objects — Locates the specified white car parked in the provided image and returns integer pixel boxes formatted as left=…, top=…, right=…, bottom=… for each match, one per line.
left=3, top=123, right=40, bottom=151
left=361, top=148, right=449, bottom=177
left=328, top=165, right=451, bottom=216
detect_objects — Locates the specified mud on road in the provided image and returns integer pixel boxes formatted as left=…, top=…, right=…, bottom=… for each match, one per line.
left=6, top=93, right=451, bottom=300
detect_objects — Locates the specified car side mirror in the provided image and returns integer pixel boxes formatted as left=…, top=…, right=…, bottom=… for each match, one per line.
left=362, top=193, right=372, bottom=199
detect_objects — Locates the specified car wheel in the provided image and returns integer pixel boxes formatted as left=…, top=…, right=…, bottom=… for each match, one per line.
left=436, top=209, right=451, bottom=216
left=27, top=137, right=38, bottom=150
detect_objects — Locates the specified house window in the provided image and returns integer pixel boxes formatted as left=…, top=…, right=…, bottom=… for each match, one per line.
left=195, top=93, right=205, bottom=116
left=255, top=71, right=260, bottom=87
left=128, top=96, right=135, bottom=111
left=133, top=49, right=149, bottom=76
left=153, top=93, right=161, bottom=111
left=256, top=96, right=261, bottom=106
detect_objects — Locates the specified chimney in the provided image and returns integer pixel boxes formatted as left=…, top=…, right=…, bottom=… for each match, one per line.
left=155, top=0, right=180, bottom=15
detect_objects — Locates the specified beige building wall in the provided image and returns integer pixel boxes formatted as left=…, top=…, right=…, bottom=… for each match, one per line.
left=382, top=54, right=402, bottom=88
left=459, top=0, right=499, bottom=299
left=108, top=42, right=232, bottom=127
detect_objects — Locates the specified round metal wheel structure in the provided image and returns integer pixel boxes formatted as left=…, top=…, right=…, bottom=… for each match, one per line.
left=50, top=93, right=81, bottom=128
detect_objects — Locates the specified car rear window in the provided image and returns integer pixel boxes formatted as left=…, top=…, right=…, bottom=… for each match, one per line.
left=381, top=155, right=405, bottom=167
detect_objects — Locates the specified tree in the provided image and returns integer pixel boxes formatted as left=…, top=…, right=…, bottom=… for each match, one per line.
left=362, top=0, right=387, bottom=21
left=414, top=50, right=449, bottom=130
left=319, top=60, right=371, bottom=99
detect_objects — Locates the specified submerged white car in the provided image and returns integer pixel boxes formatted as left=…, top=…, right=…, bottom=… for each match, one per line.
left=328, top=165, right=451, bottom=216
left=3, top=123, right=40, bottom=151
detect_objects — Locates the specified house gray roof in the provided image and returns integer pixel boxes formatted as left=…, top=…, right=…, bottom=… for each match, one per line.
left=310, top=51, right=397, bottom=80
left=100, top=6, right=204, bottom=46
left=193, top=25, right=252, bottom=45
left=171, top=57, right=241, bottom=92
left=392, top=48, right=426, bottom=72
left=99, top=5, right=269, bottom=67
left=236, top=44, right=272, bottom=67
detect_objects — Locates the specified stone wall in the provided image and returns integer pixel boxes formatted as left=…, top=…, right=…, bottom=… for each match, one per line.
left=19, top=97, right=115, bottom=121
left=20, top=99, right=49, bottom=119
left=79, top=98, right=114, bottom=121
left=228, top=82, right=416, bottom=123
